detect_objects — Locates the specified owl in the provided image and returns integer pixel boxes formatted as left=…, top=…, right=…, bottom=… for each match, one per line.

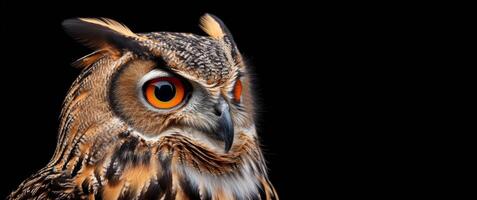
left=7, top=14, right=278, bottom=200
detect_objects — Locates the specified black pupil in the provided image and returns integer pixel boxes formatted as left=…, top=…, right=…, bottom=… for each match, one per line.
left=154, top=81, right=176, bottom=102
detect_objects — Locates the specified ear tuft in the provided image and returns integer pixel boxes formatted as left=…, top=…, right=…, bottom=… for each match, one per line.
left=199, top=13, right=243, bottom=66
left=199, top=14, right=227, bottom=40
left=62, top=18, right=146, bottom=55
left=78, top=18, right=137, bottom=38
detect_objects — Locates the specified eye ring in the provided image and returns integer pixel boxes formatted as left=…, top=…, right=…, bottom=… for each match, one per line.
left=143, top=77, right=185, bottom=109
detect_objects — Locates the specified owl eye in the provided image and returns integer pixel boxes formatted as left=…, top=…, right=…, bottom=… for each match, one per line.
left=233, top=79, right=242, bottom=102
left=143, top=77, right=185, bottom=109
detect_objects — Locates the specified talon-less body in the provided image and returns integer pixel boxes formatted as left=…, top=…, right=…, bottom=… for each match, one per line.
left=8, top=14, right=278, bottom=200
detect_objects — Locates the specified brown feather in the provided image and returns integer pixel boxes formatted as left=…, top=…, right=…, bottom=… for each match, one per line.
left=79, top=18, right=137, bottom=38
left=72, top=50, right=108, bottom=69
left=62, top=18, right=146, bottom=55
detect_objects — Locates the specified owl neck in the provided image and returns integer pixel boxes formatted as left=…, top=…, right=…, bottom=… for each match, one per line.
left=10, top=129, right=277, bottom=199
left=91, top=131, right=276, bottom=199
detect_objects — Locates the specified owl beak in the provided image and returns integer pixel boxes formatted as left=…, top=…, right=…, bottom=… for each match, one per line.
left=215, top=98, right=234, bottom=152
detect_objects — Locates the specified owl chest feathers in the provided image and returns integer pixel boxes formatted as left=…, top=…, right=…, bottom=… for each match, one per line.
left=88, top=130, right=273, bottom=200
left=10, top=129, right=275, bottom=200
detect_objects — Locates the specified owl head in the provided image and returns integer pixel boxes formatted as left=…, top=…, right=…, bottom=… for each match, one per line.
left=8, top=14, right=277, bottom=200
left=61, top=14, right=255, bottom=153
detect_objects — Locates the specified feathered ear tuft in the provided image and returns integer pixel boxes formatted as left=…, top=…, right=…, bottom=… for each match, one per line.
left=78, top=18, right=137, bottom=38
left=199, top=14, right=242, bottom=64
left=200, top=14, right=227, bottom=40
left=62, top=18, right=146, bottom=56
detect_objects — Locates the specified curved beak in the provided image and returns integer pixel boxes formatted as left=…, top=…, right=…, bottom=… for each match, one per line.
left=215, top=97, right=234, bottom=152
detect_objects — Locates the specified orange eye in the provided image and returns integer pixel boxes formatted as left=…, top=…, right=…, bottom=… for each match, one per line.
left=143, top=77, right=185, bottom=109
left=233, top=79, right=242, bottom=102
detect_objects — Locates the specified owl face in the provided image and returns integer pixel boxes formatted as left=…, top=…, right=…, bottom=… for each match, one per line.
left=110, top=56, right=252, bottom=152
left=63, top=15, right=255, bottom=153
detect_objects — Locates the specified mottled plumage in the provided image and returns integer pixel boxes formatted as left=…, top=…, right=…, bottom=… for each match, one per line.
left=8, top=14, right=277, bottom=200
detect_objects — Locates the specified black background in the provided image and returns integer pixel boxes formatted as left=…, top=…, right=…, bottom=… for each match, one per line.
left=0, top=0, right=412, bottom=199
